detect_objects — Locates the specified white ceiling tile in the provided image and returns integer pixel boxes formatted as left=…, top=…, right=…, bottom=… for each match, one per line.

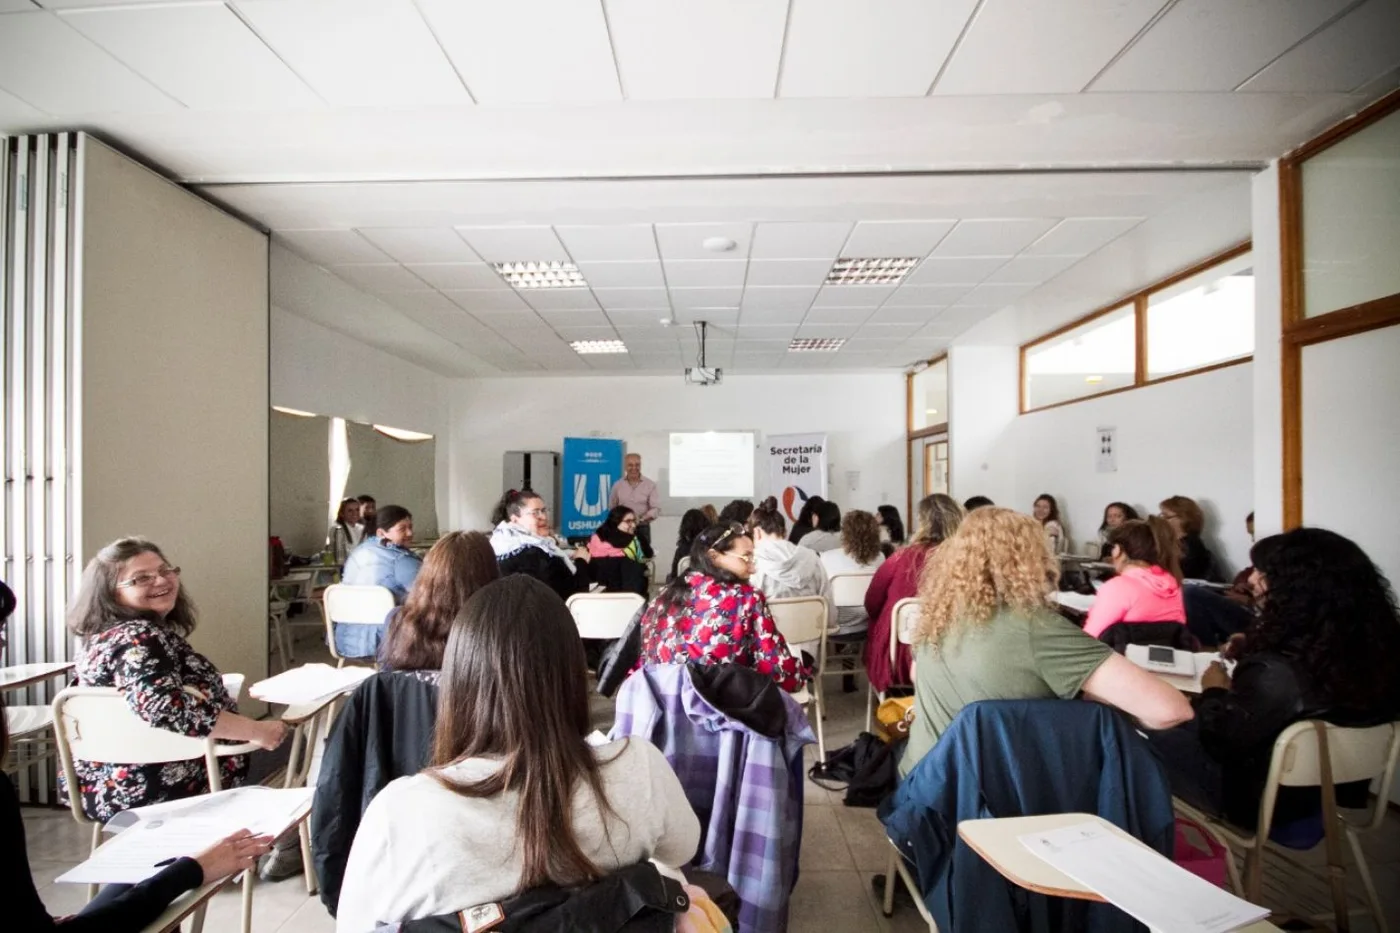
left=926, top=307, right=998, bottom=335
left=983, top=254, right=1082, bottom=285
left=592, top=287, right=672, bottom=310
left=455, top=226, right=569, bottom=263
left=932, top=219, right=1059, bottom=257
left=0, top=1, right=36, bottom=10
left=0, top=12, right=178, bottom=113
left=735, top=324, right=798, bottom=339
left=1024, top=217, right=1144, bottom=256
left=521, top=289, right=600, bottom=312
left=607, top=310, right=674, bottom=328
left=673, top=307, right=740, bottom=325
left=585, top=355, right=637, bottom=370
left=555, top=225, right=659, bottom=262
left=811, top=285, right=895, bottom=308
left=883, top=284, right=973, bottom=306
left=537, top=308, right=611, bottom=327
left=803, top=307, right=873, bottom=325
left=955, top=282, right=1036, bottom=307
left=841, top=221, right=956, bottom=257
left=663, top=260, right=748, bottom=288
left=276, top=229, right=389, bottom=264
left=553, top=324, right=620, bottom=341
left=749, top=221, right=853, bottom=259
left=670, top=287, right=743, bottom=310
left=856, top=322, right=923, bottom=338
left=794, top=323, right=860, bottom=338
left=575, top=261, right=666, bottom=288
left=1239, top=0, right=1400, bottom=93
left=331, top=263, right=430, bottom=293
left=357, top=228, right=481, bottom=264
left=416, top=0, right=621, bottom=103
left=612, top=328, right=679, bottom=345
left=779, top=0, right=978, bottom=97
left=655, top=223, right=754, bottom=261
left=485, top=316, right=554, bottom=335
left=405, top=263, right=505, bottom=290
left=1093, top=0, right=1352, bottom=92
left=60, top=5, right=321, bottom=111
left=0, top=86, right=42, bottom=122
left=740, top=305, right=808, bottom=324
left=741, top=285, right=820, bottom=311
left=443, top=289, right=530, bottom=312
left=732, top=338, right=792, bottom=351
left=606, top=0, right=788, bottom=99
left=840, top=338, right=907, bottom=352
left=904, top=256, right=1007, bottom=285
left=934, top=0, right=1164, bottom=94
left=234, top=0, right=470, bottom=107
left=744, top=259, right=833, bottom=287
left=866, top=305, right=945, bottom=325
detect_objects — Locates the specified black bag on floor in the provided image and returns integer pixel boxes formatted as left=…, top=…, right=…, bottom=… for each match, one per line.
left=807, top=732, right=900, bottom=808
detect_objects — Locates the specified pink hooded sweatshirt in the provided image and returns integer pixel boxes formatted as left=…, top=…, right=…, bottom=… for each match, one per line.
left=1082, top=565, right=1186, bottom=638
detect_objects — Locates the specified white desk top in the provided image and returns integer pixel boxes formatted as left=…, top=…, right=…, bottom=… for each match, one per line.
left=0, top=660, right=74, bottom=691
left=958, top=813, right=1280, bottom=931
left=4, top=704, right=55, bottom=737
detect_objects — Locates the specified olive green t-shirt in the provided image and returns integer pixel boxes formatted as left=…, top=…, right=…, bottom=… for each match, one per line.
left=899, top=609, right=1114, bottom=777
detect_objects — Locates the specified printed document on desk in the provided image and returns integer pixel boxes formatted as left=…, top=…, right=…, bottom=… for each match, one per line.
left=250, top=662, right=374, bottom=705
left=61, top=788, right=313, bottom=885
left=1019, top=821, right=1269, bottom=933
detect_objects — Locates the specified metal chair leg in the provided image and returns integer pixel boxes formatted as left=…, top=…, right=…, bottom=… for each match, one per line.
left=240, top=867, right=255, bottom=933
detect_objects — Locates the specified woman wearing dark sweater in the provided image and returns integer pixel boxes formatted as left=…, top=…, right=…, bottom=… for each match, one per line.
left=1148, top=528, right=1400, bottom=830
left=1159, top=495, right=1221, bottom=582
left=0, top=581, right=271, bottom=931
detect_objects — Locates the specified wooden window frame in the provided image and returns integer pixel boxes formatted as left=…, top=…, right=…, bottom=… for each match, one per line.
left=1018, top=242, right=1254, bottom=415
left=906, top=353, right=949, bottom=521
left=1279, top=89, right=1400, bottom=529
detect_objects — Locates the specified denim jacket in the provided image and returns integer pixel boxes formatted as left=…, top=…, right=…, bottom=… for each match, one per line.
left=342, top=537, right=422, bottom=601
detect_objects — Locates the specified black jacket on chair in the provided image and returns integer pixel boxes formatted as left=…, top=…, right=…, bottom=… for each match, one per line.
left=498, top=547, right=592, bottom=602
left=1098, top=621, right=1200, bottom=654
left=313, top=671, right=440, bottom=915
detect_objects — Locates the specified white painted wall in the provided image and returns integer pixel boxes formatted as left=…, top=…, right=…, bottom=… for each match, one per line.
left=1252, top=163, right=1285, bottom=538
left=1012, top=364, right=1256, bottom=574
left=78, top=138, right=269, bottom=695
left=446, top=373, right=906, bottom=553
left=947, top=345, right=1020, bottom=506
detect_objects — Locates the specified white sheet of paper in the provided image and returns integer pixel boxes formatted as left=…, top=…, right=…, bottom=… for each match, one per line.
left=249, top=663, right=374, bottom=705
left=1053, top=591, right=1096, bottom=613
left=63, top=788, right=313, bottom=884
left=1019, top=822, right=1269, bottom=933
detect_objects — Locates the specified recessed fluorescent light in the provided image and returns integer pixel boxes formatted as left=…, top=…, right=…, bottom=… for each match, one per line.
left=926, top=408, right=938, bottom=415
left=789, top=338, right=846, bottom=352
left=373, top=425, right=434, bottom=441
left=272, top=406, right=317, bottom=417
left=825, top=257, right=920, bottom=286
left=1085, top=375, right=1104, bottom=384
left=493, top=261, right=587, bottom=289
left=571, top=339, right=628, bottom=355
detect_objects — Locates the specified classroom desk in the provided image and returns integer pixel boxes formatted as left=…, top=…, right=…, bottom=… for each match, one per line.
left=958, top=813, right=1281, bottom=932
left=139, top=874, right=239, bottom=933
left=0, top=660, right=75, bottom=692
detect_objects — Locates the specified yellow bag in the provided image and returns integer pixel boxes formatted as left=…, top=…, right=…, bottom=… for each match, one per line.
left=874, top=696, right=915, bottom=742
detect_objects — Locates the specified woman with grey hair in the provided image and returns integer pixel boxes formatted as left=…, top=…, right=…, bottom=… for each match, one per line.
left=66, top=538, right=287, bottom=824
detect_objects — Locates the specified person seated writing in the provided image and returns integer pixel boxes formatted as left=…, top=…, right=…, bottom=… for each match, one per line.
left=586, top=506, right=648, bottom=596
left=638, top=523, right=810, bottom=693
left=900, top=508, right=1193, bottom=778
left=1082, top=517, right=1186, bottom=641
left=1147, top=528, right=1400, bottom=832
left=490, top=490, right=591, bottom=602
left=335, top=575, right=701, bottom=931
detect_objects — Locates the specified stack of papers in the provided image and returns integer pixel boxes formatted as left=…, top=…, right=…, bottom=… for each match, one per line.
left=60, top=787, right=313, bottom=885
left=249, top=663, right=375, bottom=705
left=1125, top=647, right=1233, bottom=693
left=1019, top=822, right=1269, bottom=933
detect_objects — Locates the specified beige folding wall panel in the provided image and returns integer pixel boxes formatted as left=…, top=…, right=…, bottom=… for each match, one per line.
left=270, top=410, right=331, bottom=556
left=345, top=421, right=439, bottom=540
left=78, top=137, right=269, bottom=693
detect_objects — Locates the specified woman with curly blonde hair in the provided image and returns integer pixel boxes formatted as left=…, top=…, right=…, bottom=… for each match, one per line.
left=900, top=508, right=1193, bottom=777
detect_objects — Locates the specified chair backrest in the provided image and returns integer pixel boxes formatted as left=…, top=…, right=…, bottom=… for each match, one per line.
left=889, top=597, right=921, bottom=664
left=1259, top=719, right=1400, bottom=837
left=676, top=556, right=691, bottom=577
left=768, top=595, right=829, bottom=645
left=323, top=584, right=396, bottom=626
left=828, top=571, right=875, bottom=608
left=566, top=592, right=646, bottom=640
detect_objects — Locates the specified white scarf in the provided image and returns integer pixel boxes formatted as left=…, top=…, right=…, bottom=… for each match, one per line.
left=490, top=520, right=575, bottom=573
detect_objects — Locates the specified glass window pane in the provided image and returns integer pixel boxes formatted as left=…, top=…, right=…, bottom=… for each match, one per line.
left=909, top=358, right=947, bottom=431
left=1301, top=107, right=1400, bottom=317
left=1146, top=252, right=1254, bottom=379
left=1024, top=306, right=1135, bottom=410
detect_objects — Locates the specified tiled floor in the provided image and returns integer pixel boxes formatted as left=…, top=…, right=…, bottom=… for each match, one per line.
left=21, top=656, right=1400, bottom=932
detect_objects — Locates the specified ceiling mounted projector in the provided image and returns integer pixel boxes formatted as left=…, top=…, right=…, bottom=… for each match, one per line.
left=685, top=320, right=723, bottom=386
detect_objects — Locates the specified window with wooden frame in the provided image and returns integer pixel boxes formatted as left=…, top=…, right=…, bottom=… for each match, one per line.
left=1279, top=91, right=1400, bottom=528
left=905, top=354, right=948, bottom=521
left=1019, top=242, right=1253, bottom=414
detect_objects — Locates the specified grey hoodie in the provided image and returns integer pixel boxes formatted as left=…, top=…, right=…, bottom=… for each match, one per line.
left=751, top=538, right=829, bottom=601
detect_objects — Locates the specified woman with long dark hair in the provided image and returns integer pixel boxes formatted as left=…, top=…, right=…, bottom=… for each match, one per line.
left=1096, top=501, right=1139, bottom=560
left=787, top=495, right=825, bottom=546
left=379, top=531, right=499, bottom=675
left=1082, top=518, right=1185, bottom=639
left=336, top=575, right=700, bottom=929
left=639, top=523, right=809, bottom=693
left=798, top=500, right=843, bottom=554
left=669, top=508, right=708, bottom=582
left=876, top=504, right=905, bottom=557
left=328, top=497, right=363, bottom=564
left=1150, top=528, right=1400, bottom=829
left=1032, top=493, right=1067, bottom=555
left=1159, top=495, right=1220, bottom=582
left=586, top=505, right=648, bottom=595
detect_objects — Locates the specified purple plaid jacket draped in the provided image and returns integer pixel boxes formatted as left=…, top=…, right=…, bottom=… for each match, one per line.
left=609, top=664, right=814, bottom=933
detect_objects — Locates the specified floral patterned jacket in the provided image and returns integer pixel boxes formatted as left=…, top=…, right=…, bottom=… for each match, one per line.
left=69, top=618, right=247, bottom=823
left=638, top=573, right=810, bottom=693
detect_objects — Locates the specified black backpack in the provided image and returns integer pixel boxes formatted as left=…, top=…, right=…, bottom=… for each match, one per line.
left=807, top=732, right=900, bottom=808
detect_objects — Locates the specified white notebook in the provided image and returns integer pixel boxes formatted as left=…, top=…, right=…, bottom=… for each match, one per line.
left=249, top=663, right=374, bottom=705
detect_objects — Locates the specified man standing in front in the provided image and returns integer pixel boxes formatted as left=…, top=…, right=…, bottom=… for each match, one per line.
left=610, top=452, right=660, bottom=558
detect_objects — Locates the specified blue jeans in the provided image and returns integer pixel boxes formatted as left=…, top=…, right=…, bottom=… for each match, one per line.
left=333, top=621, right=385, bottom=660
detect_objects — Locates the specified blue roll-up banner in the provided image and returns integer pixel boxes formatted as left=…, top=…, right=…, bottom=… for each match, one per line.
left=560, top=437, right=625, bottom=539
